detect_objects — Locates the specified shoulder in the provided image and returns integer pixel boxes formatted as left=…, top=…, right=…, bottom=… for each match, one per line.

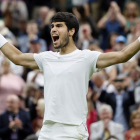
left=110, top=121, right=124, bottom=131
left=82, top=49, right=102, bottom=59
left=37, top=51, right=57, bottom=56
left=0, top=111, right=8, bottom=118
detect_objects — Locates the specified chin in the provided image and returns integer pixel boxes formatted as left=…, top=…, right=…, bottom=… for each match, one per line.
left=54, top=45, right=61, bottom=49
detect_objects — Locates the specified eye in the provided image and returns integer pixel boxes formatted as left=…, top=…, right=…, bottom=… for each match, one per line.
left=51, top=25, right=54, bottom=29
left=57, top=24, right=63, bottom=27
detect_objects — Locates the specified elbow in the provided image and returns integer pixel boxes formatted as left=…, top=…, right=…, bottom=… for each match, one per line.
left=12, top=56, right=20, bottom=65
left=97, top=23, right=102, bottom=29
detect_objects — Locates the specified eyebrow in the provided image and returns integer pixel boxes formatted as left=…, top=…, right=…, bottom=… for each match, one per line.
left=51, top=23, right=63, bottom=27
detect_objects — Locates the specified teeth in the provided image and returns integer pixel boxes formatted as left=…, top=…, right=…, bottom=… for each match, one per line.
left=52, top=35, right=58, bottom=36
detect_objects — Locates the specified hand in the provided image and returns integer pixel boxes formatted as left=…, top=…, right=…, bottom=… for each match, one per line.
left=111, top=1, right=120, bottom=13
left=106, top=7, right=113, bottom=18
left=14, top=118, right=22, bottom=129
left=103, top=119, right=110, bottom=130
left=9, top=120, right=16, bottom=130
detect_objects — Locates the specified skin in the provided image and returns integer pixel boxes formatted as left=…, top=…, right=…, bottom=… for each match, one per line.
left=0, top=19, right=140, bottom=70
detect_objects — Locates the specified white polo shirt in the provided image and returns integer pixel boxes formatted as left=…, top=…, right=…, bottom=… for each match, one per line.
left=34, top=49, right=101, bottom=125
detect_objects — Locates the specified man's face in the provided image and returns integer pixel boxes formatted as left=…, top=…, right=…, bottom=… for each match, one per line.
left=30, top=42, right=41, bottom=53
left=6, top=98, right=19, bottom=113
left=130, top=70, right=139, bottom=82
left=114, top=42, right=125, bottom=51
left=113, top=81, right=123, bottom=92
left=51, top=22, right=69, bottom=49
left=26, top=23, right=38, bottom=35
left=99, top=109, right=112, bottom=121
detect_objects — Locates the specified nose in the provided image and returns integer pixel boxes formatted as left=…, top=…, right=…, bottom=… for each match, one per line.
left=51, top=26, right=57, bottom=33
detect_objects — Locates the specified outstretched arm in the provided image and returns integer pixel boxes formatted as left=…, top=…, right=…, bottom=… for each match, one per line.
left=96, top=39, right=140, bottom=69
left=0, top=35, right=39, bottom=69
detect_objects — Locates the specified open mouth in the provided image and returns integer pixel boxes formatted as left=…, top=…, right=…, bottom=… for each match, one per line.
left=52, top=35, right=59, bottom=43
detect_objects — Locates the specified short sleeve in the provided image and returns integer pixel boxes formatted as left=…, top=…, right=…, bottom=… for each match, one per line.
left=85, top=50, right=102, bottom=73
left=33, top=53, right=43, bottom=72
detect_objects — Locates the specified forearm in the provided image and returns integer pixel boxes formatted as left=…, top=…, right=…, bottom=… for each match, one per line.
left=116, top=12, right=126, bottom=27
left=31, top=73, right=38, bottom=82
left=1, top=42, right=22, bottom=64
left=97, top=14, right=109, bottom=29
left=121, top=39, right=140, bottom=62
left=97, top=38, right=140, bottom=68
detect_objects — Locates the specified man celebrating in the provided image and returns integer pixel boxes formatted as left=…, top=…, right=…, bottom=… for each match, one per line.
left=0, top=12, right=140, bottom=139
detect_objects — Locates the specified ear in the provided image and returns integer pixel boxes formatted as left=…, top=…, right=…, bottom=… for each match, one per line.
left=69, top=28, right=75, bottom=37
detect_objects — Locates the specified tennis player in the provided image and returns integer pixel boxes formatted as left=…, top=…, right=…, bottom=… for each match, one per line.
left=0, top=12, right=140, bottom=140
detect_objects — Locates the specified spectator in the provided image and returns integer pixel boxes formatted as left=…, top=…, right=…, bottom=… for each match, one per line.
left=23, top=83, right=43, bottom=121
left=0, top=58, right=25, bottom=114
left=1, top=0, right=28, bottom=30
left=105, top=32, right=118, bottom=52
left=17, top=19, right=27, bottom=37
left=23, top=82, right=39, bottom=109
left=77, top=23, right=98, bottom=50
left=88, top=0, right=101, bottom=23
left=88, top=43, right=103, bottom=52
left=125, top=110, right=140, bottom=140
left=39, top=9, right=56, bottom=50
left=90, top=104, right=124, bottom=140
left=97, top=1, right=126, bottom=50
left=32, top=98, right=45, bottom=136
left=72, top=0, right=89, bottom=22
left=113, top=35, right=126, bottom=51
left=18, top=20, right=47, bottom=53
left=123, top=1, right=140, bottom=34
left=37, top=6, right=50, bottom=29
left=92, top=73, right=108, bottom=98
left=0, top=94, right=33, bottom=140
left=99, top=77, right=135, bottom=130
left=72, top=1, right=99, bottom=38
left=0, top=20, right=17, bottom=46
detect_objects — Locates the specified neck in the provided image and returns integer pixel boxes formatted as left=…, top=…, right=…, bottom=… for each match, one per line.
left=59, top=39, right=77, bottom=55
left=10, top=109, right=19, bottom=114
left=118, top=91, right=122, bottom=94
left=134, top=127, right=140, bottom=131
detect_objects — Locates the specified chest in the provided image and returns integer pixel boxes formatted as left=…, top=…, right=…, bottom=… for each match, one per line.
left=43, top=58, right=88, bottom=78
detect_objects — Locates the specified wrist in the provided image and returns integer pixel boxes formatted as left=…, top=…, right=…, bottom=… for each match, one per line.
left=0, top=34, right=8, bottom=49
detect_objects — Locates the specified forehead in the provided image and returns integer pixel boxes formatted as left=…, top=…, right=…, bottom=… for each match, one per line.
left=27, top=22, right=37, bottom=27
left=51, top=22, right=66, bottom=25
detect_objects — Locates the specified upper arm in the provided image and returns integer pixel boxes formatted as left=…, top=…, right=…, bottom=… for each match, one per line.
left=17, top=53, right=39, bottom=69
left=96, top=51, right=123, bottom=69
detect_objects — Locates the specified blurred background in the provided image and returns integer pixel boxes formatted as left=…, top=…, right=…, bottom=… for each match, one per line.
left=0, top=0, right=140, bottom=140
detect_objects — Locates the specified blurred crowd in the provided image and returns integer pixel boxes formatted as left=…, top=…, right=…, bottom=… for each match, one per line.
left=0, top=0, right=140, bottom=140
